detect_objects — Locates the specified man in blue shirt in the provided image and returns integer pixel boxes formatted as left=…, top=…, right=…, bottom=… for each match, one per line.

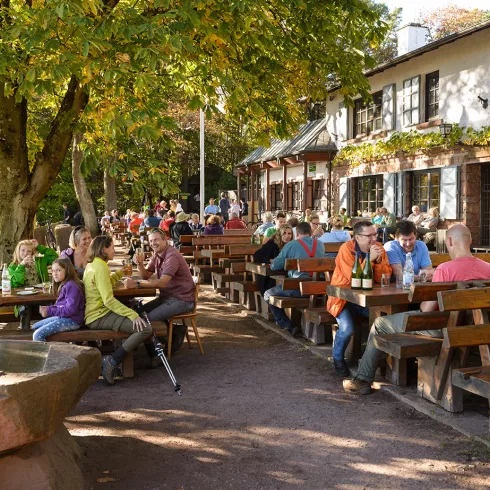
left=384, top=220, right=433, bottom=279
left=263, top=222, right=325, bottom=338
left=204, top=198, right=219, bottom=215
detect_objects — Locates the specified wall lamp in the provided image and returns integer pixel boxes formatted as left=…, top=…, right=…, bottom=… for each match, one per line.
left=478, top=95, right=488, bottom=109
left=438, top=122, right=453, bottom=138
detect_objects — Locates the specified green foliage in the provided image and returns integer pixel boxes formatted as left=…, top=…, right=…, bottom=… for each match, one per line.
left=333, top=124, right=490, bottom=167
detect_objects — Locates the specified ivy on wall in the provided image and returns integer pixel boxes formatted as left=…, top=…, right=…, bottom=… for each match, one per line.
left=333, top=125, right=490, bottom=167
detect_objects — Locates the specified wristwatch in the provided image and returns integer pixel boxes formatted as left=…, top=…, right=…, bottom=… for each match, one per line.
left=136, top=280, right=142, bottom=289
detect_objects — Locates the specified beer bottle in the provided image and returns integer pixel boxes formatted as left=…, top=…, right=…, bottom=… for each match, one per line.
left=351, top=252, right=362, bottom=290
left=362, top=252, right=373, bottom=290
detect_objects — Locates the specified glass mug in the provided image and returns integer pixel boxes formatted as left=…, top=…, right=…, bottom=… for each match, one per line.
left=381, top=273, right=391, bottom=288
left=121, top=260, right=132, bottom=277
left=135, top=247, right=145, bottom=263
left=42, top=282, right=52, bottom=294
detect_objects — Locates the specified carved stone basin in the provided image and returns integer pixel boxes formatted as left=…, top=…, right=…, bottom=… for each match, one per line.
left=0, top=340, right=101, bottom=455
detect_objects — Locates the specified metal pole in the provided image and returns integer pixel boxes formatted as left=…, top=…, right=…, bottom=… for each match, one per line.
left=199, top=108, right=205, bottom=223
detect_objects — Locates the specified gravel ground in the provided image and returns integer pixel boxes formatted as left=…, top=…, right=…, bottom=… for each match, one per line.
left=66, top=288, right=490, bottom=490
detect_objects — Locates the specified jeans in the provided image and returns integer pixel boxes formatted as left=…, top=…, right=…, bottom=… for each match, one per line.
left=356, top=310, right=443, bottom=383
left=333, top=303, right=369, bottom=361
left=31, top=316, right=79, bottom=342
left=263, top=285, right=302, bottom=331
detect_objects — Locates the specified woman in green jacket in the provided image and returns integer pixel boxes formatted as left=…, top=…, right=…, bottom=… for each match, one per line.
left=9, top=239, right=58, bottom=287
left=9, top=239, right=58, bottom=327
left=83, top=235, right=153, bottom=386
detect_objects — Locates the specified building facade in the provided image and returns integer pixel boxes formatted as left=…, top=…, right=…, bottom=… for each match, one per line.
left=238, top=21, right=490, bottom=243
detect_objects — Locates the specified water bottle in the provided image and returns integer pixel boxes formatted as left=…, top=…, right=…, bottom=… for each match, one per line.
left=403, top=252, right=414, bottom=290
left=2, top=263, right=11, bottom=296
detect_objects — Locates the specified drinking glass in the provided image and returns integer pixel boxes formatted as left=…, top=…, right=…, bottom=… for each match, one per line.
left=381, top=273, right=391, bottom=288
left=122, top=260, right=132, bottom=277
left=395, top=270, right=403, bottom=289
left=135, top=247, right=144, bottom=264
left=417, top=270, right=427, bottom=283
left=42, top=282, right=51, bottom=294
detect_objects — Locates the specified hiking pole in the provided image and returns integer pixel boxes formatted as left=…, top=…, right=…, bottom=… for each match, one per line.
left=143, top=312, right=182, bottom=396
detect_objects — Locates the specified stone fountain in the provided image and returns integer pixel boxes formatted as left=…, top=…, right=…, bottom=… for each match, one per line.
left=0, top=340, right=100, bottom=489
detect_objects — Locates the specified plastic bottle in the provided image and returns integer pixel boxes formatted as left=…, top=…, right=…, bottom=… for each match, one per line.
left=2, top=264, right=11, bottom=296
left=362, top=252, right=373, bottom=290
left=351, top=252, right=362, bottom=290
left=403, top=252, right=415, bottom=290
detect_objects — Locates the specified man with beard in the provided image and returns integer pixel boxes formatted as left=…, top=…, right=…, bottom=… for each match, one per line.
left=383, top=220, right=433, bottom=281
left=124, top=228, right=196, bottom=355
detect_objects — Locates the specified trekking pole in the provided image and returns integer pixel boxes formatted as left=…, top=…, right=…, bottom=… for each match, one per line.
left=143, top=312, right=182, bottom=396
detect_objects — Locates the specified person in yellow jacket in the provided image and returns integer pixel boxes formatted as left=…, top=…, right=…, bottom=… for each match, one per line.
left=327, top=220, right=392, bottom=377
left=83, top=236, right=152, bottom=385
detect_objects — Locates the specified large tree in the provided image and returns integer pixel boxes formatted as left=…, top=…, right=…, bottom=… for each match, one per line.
left=0, top=0, right=387, bottom=261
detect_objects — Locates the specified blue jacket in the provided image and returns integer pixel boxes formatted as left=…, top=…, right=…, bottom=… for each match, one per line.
left=271, top=237, right=325, bottom=278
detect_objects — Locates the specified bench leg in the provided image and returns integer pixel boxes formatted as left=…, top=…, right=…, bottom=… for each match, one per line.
left=385, top=355, right=408, bottom=386
left=121, top=352, right=134, bottom=378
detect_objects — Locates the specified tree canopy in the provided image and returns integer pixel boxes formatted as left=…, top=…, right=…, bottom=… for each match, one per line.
left=418, top=4, right=490, bottom=41
left=0, top=0, right=388, bottom=260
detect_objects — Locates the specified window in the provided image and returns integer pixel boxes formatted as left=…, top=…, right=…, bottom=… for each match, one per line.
left=311, top=179, right=323, bottom=210
left=425, top=71, right=439, bottom=121
left=271, top=184, right=282, bottom=211
left=354, top=176, right=383, bottom=214
left=291, top=181, right=303, bottom=211
left=403, top=76, right=420, bottom=126
left=307, top=102, right=326, bottom=121
left=353, top=91, right=382, bottom=137
left=412, top=170, right=440, bottom=212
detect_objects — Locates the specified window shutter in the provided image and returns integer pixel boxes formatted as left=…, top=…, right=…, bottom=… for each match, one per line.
left=287, top=182, right=293, bottom=211
left=306, top=179, right=313, bottom=208
left=382, top=84, right=396, bottom=131
left=383, top=173, right=395, bottom=212
left=339, top=177, right=349, bottom=213
left=338, top=100, right=349, bottom=141
left=440, top=166, right=460, bottom=219
left=395, top=172, right=405, bottom=217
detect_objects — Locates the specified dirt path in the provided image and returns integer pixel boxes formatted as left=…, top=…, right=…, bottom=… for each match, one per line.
left=67, top=289, right=490, bottom=489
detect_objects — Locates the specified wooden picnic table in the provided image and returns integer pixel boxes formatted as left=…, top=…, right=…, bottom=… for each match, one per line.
left=201, top=249, right=227, bottom=259
left=0, top=285, right=157, bottom=329
left=326, top=284, right=411, bottom=323
left=245, top=262, right=286, bottom=277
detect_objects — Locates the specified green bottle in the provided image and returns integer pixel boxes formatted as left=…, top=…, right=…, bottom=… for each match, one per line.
left=362, top=252, right=373, bottom=290
left=351, top=252, right=362, bottom=290
left=251, top=234, right=256, bottom=245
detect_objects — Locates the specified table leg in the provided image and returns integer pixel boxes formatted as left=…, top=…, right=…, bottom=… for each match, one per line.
left=21, top=305, right=33, bottom=330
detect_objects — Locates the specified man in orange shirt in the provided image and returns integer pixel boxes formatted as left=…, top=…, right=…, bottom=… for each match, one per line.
left=327, top=220, right=392, bottom=377
left=128, top=211, right=143, bottom=234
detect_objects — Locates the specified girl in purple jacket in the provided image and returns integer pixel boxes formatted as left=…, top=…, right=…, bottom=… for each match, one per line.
left=31, top=258, right=85, bottom=341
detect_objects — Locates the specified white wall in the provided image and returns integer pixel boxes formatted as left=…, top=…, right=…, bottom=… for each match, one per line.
left=325, top=28, right=490, bottom=147
left=265, top=162, right=327, bottom=185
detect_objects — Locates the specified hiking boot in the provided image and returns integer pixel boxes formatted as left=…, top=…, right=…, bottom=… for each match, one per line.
left=343, top=377, right=372, bottom=395
left=291, top=326, right=302, bottom=338
left=101, top=355, right=115, bottom=385
left=171, top=324, right=188, bottom=353
left=333, top=358, right=350, bottom=377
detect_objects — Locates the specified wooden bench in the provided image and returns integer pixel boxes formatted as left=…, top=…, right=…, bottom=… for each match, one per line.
left=268, top=258, right=336, bottom=339
left=430, top=253, right=490, bottom=267
left=230, top=262, right=257, bottom=310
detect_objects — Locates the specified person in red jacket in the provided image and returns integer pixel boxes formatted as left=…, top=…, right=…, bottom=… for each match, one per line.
left=225, top=212, right=247, bottom=230
left=327, top=220, right=392, bottom=377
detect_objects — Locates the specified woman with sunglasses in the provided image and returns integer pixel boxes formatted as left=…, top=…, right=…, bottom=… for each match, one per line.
left=83, top=235, right=152, bottom=385
left=60, top=227, right=92, bottom=279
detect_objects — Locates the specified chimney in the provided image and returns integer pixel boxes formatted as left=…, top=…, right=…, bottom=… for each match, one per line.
left=397, top=23, right=430, bottom=57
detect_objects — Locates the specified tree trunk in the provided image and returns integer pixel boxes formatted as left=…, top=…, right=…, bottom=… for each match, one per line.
left=0, top=77, right=88, bottom=263
left=72, top=134, right=99, bottom=237
left=104, top=168, right=117, bottom=213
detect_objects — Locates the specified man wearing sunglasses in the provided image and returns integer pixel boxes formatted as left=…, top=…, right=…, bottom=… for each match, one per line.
left=327, top=220, right=392, bottom=377
left=124, top=228, right=196, bottom=355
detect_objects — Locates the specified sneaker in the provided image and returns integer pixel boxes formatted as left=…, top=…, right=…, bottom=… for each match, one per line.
left=101, top=355, right=115, bottom=385
left=291, top=326, right=302, bottom=338
left=343, top=377, right=372, bottom=395
left=333, top=358, right=350, bottom=377
left=171, top=324, right=188, bottom=353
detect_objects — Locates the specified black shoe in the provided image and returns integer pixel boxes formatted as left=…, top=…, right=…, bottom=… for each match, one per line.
left=101, top=355, right=116, bottom=385
left=291, top=326, right=302, bottom=338
left=333, top=359, right=350, bottom=378
left=171, top=324, right=188, bottom=353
